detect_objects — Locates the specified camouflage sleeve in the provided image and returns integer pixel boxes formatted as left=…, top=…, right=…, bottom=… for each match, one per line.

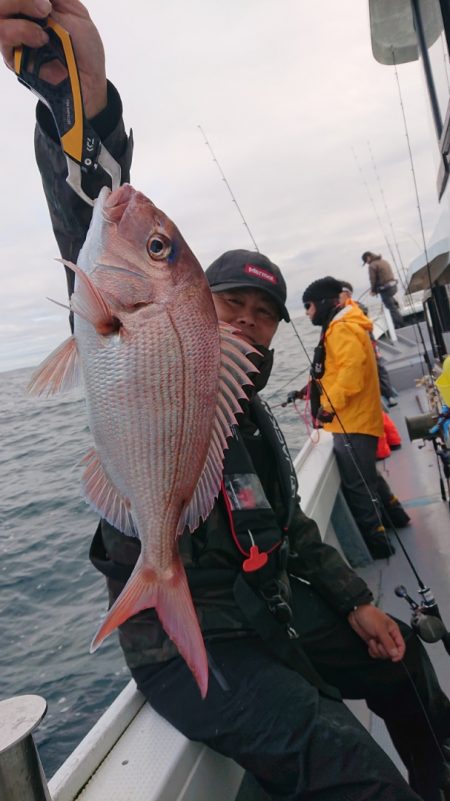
left=34, top=81, right=133, bottom=301
left=286, top=502, right=373, bottom=615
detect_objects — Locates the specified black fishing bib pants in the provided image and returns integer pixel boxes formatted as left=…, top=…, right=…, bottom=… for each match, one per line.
left=132, top=578, right=450, bottom=801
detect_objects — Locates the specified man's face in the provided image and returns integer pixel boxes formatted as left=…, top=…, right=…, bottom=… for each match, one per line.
left=212, top=287, right=280, bottom=348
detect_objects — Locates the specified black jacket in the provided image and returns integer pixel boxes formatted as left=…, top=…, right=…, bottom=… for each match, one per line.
left=34, top=86, right=373, bottom=670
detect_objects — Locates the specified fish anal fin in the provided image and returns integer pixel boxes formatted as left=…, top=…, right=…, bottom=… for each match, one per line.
left=180, top=323, right=258, bottom=533
left=90, top=556, right=208, bottom=698
left=27, top=335, right=80, bottom=397
left=81, top=449, right=136, bottom=536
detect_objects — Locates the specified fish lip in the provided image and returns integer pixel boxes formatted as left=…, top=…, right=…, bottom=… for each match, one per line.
left=102, top=184, right=136, bottom=223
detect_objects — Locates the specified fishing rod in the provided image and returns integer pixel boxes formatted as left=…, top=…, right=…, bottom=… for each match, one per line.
left=389, top=51, right=450, bottom=499
left=350, top=145, right=399, bottom=276
left=287, top=315, right=450, bottom=656
left=392, top=50, right=448, bottom=362
left=366, top=139, right=408, bottom=287
left=352, top=143, right=431, bottom=365
left=354, top=68, right=450, bottom=500
left=197, top=125, right=260, bottom=253
left=198, top=124, right=450, bottom=656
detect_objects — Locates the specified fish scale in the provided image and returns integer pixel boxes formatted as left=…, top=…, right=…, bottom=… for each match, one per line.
left=28, top=183, right=257, bottom=697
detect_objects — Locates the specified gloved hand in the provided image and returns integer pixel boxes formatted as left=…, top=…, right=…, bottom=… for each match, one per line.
left=316, top=406, right=335, bottom=424
left=283, top=386, right=308, bottom=407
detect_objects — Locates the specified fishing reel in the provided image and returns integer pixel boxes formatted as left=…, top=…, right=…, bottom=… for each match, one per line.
left=405, top=407, right=450, bottom=502
left=405, top=405, right=450, bottom=444
left=395, top=584, right=450, bottom=655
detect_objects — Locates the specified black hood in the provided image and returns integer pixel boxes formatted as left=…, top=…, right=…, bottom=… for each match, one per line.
left=311, top=299, right=341, bottom=327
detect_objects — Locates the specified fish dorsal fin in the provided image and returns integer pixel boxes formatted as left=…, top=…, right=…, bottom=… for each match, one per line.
left=81, top=449, right=137, bottom=537
left=180, top=322, right=258, bottom=534
left=27, top=335, right=80, bottom=397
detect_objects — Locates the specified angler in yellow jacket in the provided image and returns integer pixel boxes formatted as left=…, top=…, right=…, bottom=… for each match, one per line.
left=301, top=277, right=410, bottom=560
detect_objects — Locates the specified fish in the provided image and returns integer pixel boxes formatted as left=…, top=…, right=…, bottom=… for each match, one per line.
left=28, top=183, right=258, bottom=697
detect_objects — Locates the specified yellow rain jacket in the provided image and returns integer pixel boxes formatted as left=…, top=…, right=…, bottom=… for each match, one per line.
left=318, top=299, right=384, bottom=437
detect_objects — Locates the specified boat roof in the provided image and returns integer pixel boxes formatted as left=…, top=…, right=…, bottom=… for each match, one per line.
left=368, top=0, right=444, bottom=65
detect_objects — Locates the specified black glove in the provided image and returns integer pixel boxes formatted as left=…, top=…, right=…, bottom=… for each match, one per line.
left=287, top=390, right=300, bottom=404
left=283, top=387, right=308, bottom=407
left=316, top=406, right=335, bottom=423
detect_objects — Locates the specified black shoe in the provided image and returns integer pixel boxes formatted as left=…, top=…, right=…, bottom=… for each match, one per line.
left=365, top=527, right=396, bottom=559
left=385, top=496, right=411, bottom=528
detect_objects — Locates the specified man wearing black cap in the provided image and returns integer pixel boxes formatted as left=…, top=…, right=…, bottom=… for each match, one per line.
left=7, top=6, right=450, bottom=799
left=362, top=251, right=404, bottom=328
left=300, top=276, right=409, bottom=559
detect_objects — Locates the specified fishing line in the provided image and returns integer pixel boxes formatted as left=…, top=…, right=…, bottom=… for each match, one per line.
left=390, top=50, right=450, bottom=492
left=198, top=124, right=394, bottom=546
left=364, top=137, right=430, bottom=373
left=351, top=144, right=427, bottom=384
left=266, top=366, right=309, bottom=402
left=198, top=121, right=448, bottom=635
left=366, top=139, right=406, bottom=283
left=367, top=145, right=426, bottom=341
left=352, top=143, right=420, bottom=329
left=400, top=659, right=448, bottom=763
left=198, top=125, right=260, bottom=253
left=351, top=145, right=398, bottom=271
left=391, top=49, right=446, bottom=340
left=199, top=129, right=450, bottom=752
left=289, top=316, right=420, bottom=568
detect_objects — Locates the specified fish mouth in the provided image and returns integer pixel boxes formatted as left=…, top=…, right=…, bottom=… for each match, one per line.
left=101, top=184, right=134, bottom=223
left=102, top=184, right=156, bottom=225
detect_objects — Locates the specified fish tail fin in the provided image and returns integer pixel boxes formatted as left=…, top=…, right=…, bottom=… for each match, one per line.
left=90, top=557, right=208, bottom=698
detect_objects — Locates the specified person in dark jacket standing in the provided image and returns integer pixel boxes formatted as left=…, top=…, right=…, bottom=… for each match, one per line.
left=362, top=251, right=405, bottom=328
left=2, top=3, right=450, bottom=799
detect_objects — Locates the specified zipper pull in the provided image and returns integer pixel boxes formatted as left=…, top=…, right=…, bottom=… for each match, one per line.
left=243, top=545, right=268, bottom=572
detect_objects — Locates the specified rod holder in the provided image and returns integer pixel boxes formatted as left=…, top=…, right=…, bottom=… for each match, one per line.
left=0, top=695, right=51, bottom=801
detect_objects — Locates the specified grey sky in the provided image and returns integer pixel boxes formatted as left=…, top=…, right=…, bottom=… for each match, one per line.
left=0, top=0, right=444, bottom=371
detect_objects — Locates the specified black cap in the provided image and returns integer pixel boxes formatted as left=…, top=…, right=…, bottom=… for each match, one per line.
left=205, top=249, right=290, bottom=322
left=302, top=276, right=343, bottom=304
left=362, top=251, right=372, bottom=264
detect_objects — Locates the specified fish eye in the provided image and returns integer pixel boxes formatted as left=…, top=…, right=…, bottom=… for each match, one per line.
left=147, top=235, right=172, bottom=260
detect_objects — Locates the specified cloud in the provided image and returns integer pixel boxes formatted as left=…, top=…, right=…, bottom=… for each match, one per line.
left=0, top=0, right=444, bottom=371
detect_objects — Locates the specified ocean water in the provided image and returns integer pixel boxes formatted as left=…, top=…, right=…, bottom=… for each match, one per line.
left=0, top=312, right=317, bottom=779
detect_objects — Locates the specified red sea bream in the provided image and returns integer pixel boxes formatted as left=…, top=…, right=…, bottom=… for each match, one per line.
left=28, top=184, right=257, bottom=697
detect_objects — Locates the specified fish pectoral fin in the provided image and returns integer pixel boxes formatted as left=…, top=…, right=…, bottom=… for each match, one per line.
left=60, top=259, right=120, bottom=335
left=81, top=449, right=137, bottom=537
left=27, top=335, right=80, bottom=397
left=180, top=322, right=258, bottom=533
left=90, top=556, right=208, bottom=698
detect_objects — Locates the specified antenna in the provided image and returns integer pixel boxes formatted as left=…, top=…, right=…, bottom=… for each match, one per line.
left=197, top=125, right=260, bottom=252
